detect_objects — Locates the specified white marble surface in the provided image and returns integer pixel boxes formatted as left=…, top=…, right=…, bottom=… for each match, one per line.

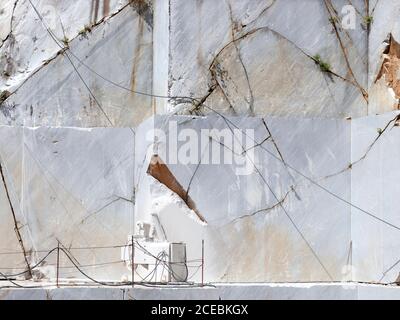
left=136, top=115, right=351, bottom=283
left=1, top=1, right=153, bottom=127
left=1, top=282, right=400, bottom=300
left=351, top=111, right=400, bottom=283
left=0, top=126, right=134, bottom=280
left=0, top=0, right=400, bottom=293
left=0, top=112, right=397, bottom=284
left=0, top=0, right=130, bottom=93
left=168, top=0, right=368, bottom=118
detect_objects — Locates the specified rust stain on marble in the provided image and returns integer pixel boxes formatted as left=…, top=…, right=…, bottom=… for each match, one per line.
left=103, top=0, right=110, bottom=16
left=147, top=155, right=207, bottom=224
left=130, top=0, right=153, bottom=27
left=130, top=15, right=145, bottom=92
left=90, top=0, right=111, bottom=23
left=376, top=34, right=400, bottom=102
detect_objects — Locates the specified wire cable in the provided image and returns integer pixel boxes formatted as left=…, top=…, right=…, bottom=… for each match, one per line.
left=198, top=103, right=400, bottom=233
left=3, top=247, right=58, bottom=278
left=0, top=243, right=129, bottom=256
left=27, top=0, right=198, bottom=108
left=60, top=248, right=132, bottom=287
left=219, top=116, right=333, bottom=280
left=26, top=0, right=400, bottom=284
left=134, top=241, right=189, bottom=282
left=28, top=0, right=115, bottom=126
left=28, top=0, right=400, bottom=236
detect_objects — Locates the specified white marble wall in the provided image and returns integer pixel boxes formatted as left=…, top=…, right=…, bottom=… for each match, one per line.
left=0, top=126, right=134, bottom=280
left=351, top=111, right=400, bottom=283
left=168, top=0, right=368, bottom=118
left=1, top=1, right=153, bottom=127
left=0, top=112, right=399, bottom=283
left=0, top=0, right=400, bottom=287
left=136, top=115, right=351, bottom=282
left=2, top=283, right=400, bottom=300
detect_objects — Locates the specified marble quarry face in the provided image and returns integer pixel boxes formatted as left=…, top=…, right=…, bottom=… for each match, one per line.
left=0, top=112, right=399, bottom=284
left=0, top=0, right=400, bottom=285
left=0, top=126, right=135, bottom=281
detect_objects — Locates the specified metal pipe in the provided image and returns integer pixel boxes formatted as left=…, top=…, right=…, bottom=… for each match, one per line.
left=201, top=239, right=204, bottom=287
left=56, top=241, right=60, bottom=288
left=131, top=236, right=135, bottom=288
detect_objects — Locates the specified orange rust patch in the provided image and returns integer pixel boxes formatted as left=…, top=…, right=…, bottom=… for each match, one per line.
left=103, top=0, right=110, bottom=16
left=376, top=34, right=400, bottom=99
left=130, top=15, right=144, bottom=92
left=147, top=155, right=207, bottom=224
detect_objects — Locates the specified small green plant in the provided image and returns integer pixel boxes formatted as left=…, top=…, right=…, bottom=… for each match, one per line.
left=364, top=15, right=374, bottom=26
left=313, top=54, right=331, bottom=73
left=329, top=17, right=338, bottom=24
left=61, top=36, right=69, bottom=46
left=78, top=25, right=92, bottom=36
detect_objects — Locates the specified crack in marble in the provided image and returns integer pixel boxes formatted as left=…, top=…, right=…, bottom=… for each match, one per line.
left=1, top=1, right=135, bottom=104
left=371, top=0, right=379, bottom=16
left=242, top=0, right=276, bottom=27
left=226, top=1, right=254, bottom=115
left=321, top=113, right=400, bottom=181
left=230, top=187, right=294, bottom=223
left=81, top=196, right=133, bottom=223
left=324, top=0, right=368, bottom=101
left=187, top=84, right=217, bottom=115
left=241, top=135, right=271, bottom=155
left=0, top=158, right=32, bottom=279
left=352, top=113, right=400, bottom=166
left=0, top=0, right=19, bottom=47
left=187, top=21, right=364, bottom=116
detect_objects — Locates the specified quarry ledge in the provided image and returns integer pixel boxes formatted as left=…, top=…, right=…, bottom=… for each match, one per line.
left=1, top=282, right=400, bottom=300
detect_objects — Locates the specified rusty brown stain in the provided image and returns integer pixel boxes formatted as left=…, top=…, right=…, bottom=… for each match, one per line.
left=147, top=155, right=207, bottom=224
left=90, top=0, right=111, bottom=23
left=130, top=16, right=144, bottom=92
left=376, top=34, right=400, bottom=100
left=195, top=0, right=204, bottom=67
left=103, top=0, right=110, bottom=16
left=131, top=0, right=153, bottom=27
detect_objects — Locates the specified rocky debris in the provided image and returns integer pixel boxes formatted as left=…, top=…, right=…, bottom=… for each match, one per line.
left=376, top=34, right=400, bottom=102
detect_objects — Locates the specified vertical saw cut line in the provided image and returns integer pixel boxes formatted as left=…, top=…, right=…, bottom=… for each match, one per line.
left=147, top=155, right=207, bottom=224
left=0, top=160, right=32, bottom=279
